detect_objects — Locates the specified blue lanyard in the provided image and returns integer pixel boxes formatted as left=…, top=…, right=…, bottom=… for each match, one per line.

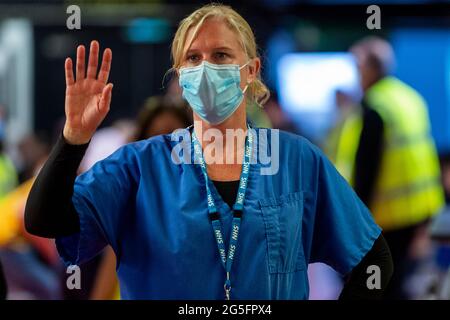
left=192, top=125, right=253, bottom=300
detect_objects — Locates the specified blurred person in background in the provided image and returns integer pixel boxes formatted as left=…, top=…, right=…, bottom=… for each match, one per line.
left=16, top=133, right=50, bottom=183
left=348, top=36, right=445, bottom=299
left=440, top=154, right=450, bottom=205
left=0, top=178, right=62, bottom=299
left=426, top=153, right=450, bottom=299
left=0, top=106, right=18, bottom=196
left=0, top=131, right=62, bottom=299
left=133, top=95, right=192, bottom=141
left=1, top=106, right=59, bottom=299
left=0, top=104, right=19, bottom=252
left=0, top=106, right=12, bottom=300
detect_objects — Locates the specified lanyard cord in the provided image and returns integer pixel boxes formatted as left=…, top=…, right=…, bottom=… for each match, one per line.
left=192, top=125, right=253, bottom=300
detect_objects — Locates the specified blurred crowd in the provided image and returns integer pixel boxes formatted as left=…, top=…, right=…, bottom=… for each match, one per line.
left=0, top=36, right=449, bottom=300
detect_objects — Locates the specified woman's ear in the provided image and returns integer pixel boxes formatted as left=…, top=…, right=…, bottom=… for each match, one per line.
left=247, top=58, right=260, bottom=83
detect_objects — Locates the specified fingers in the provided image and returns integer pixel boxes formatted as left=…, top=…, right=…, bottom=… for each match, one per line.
left=97, top=48, right=112, bottom=84
left=74, top=41, right=112, bottom=83
left=87, top=40, right=99, bottom=79
left=98, top=83, right=113, bottom=114
left=76, top=45, right=85, bottom=80
left=65, top=58, right=75, bottom=86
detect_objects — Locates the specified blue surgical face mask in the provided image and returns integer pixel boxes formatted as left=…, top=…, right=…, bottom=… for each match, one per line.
left=179, top=60, right=250, bottom=124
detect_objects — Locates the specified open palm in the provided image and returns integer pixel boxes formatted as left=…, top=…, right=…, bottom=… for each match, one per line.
left=63, top=41, right=113, bottom=144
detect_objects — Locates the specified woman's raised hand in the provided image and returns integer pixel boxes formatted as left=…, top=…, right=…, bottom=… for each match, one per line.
left=63, top=40, right=113, bottom=145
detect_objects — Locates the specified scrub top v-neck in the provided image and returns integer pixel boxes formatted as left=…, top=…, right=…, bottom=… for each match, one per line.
left=55, top=127, right=381, bottom=299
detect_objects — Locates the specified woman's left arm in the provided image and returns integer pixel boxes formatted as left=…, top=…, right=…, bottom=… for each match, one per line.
left=339, top=234, right=393, bottom=300
left=301, top=138, right=393, bottom=299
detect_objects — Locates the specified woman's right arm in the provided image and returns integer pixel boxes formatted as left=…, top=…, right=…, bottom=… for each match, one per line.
left=24, top=134, right=88, bottom=237
left=24, top=41, right=113, bottom=238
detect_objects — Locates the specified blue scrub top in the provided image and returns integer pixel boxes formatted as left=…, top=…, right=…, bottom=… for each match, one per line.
left=56, top=128, right=381, bottom=300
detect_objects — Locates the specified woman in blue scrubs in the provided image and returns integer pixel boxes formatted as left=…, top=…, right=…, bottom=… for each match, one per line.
left=25, top=4, right=392, bottom=299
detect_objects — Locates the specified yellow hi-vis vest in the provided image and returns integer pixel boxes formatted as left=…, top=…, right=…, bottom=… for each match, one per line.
left=363, top=76, right=444, bottom=231
left=325, top=108, right=362, bottom=184
left=0, top=154, right=17, bottom=197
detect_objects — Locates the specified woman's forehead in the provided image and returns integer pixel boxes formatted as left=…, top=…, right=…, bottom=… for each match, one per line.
left=184, top=18, right=242, bottom=52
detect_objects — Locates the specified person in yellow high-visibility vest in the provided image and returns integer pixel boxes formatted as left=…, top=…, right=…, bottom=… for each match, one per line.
left=341, top=36, right=445, bottom=299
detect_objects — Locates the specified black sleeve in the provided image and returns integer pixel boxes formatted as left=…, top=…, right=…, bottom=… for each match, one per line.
left=353, top=104, right=384, bottom=206
left=339, top=234, right=393, bottom=300
left=0, top=258, right=7, bottom=300
left=24, top=134, right=90, bottom=238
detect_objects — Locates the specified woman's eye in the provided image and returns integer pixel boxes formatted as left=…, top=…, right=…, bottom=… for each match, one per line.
left=187, top=55, right=200, bottom=63
left=215, top=52, right=228, bottom=60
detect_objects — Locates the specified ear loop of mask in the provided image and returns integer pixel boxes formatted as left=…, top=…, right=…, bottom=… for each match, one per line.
left=240, top=60, right=252, bottom=94
left=240, top=61, right=266, bottom=108
left=239, top=60, right=251, bottom=70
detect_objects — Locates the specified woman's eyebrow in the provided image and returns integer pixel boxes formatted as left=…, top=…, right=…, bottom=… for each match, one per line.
left=185, top=49, right=200, bottom=56
left=213, top=46, right=234, bottom=52
left=186, top=46, right=234, bottom=54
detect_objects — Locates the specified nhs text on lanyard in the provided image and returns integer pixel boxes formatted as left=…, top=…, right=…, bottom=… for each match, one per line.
left=192, top=126, right=253, bottom=300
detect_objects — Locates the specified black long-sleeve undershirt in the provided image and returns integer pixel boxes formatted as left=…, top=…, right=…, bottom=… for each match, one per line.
left=25, top=133, right=86, bottom=238
left=0, top=258, right=7, bottom=300
left=339, top=234, right=393, bottom=300
left=24, top=134, right=392, bottom=299
left=353, top=100, right=384, bottom=206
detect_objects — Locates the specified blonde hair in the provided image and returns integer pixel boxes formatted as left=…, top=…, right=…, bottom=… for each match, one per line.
left=171, top=3, right=270, bottom=106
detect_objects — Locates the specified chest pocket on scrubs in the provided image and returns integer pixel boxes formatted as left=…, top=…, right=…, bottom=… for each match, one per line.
left=259, top=191, right=305, bottom=274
